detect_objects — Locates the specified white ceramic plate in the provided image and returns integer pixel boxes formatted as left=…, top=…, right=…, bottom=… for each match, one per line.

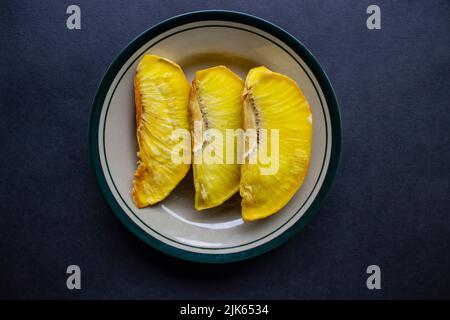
left=89, top=11, right=341, bottom=263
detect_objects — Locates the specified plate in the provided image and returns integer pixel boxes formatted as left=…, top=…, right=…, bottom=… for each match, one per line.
left=89, top=10, right=341, bottom=263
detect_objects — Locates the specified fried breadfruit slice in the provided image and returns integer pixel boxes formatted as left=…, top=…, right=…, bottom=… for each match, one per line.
left=188, top=66, right=244, bottom=210
left=240, top=66, right=313, bottom=221
left=132, top=55, right=190, bottom=208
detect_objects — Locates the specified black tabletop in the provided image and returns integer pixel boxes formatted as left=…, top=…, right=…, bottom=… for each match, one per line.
left=1, top=1, right=449, bottom=299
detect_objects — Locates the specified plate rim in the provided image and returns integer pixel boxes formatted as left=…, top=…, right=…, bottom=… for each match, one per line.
left=89, top=10, right=342, bottom=263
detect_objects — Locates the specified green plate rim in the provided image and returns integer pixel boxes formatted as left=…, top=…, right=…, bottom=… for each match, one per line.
left=88, top=10, right=342, bottom=263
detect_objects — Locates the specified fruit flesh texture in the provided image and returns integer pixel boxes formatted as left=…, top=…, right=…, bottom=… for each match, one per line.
left=189, top=66, right=244, bottom=210
left=240, top=66, right=312, bottom=221
left=132, top=55, right=190, bottom=208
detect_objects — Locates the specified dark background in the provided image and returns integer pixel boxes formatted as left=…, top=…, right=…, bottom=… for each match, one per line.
left=0, top=0, right=449, bottom=299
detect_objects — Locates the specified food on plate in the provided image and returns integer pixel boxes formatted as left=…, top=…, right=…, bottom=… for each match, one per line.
left=188, top=66, right=244, bottom=210
left=132, top=55, right=190, bottom=208
left=131, top=56, right=312, bottom=221
left=240, top=66, right=313, bottom=221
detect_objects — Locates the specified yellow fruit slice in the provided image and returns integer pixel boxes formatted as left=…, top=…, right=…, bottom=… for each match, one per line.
left=240, top=66, right=313, bottom=221
left=189, top=66, right=244, bottom=210
left=132, top=55, right=190, bottom=208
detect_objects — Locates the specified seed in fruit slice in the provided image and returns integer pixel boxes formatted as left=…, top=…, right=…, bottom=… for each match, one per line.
left=188, top=66, right=244, bottom=210
left=132, top=55, right=190, bottom=208
left=240, top=66, right=313, bottom=221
